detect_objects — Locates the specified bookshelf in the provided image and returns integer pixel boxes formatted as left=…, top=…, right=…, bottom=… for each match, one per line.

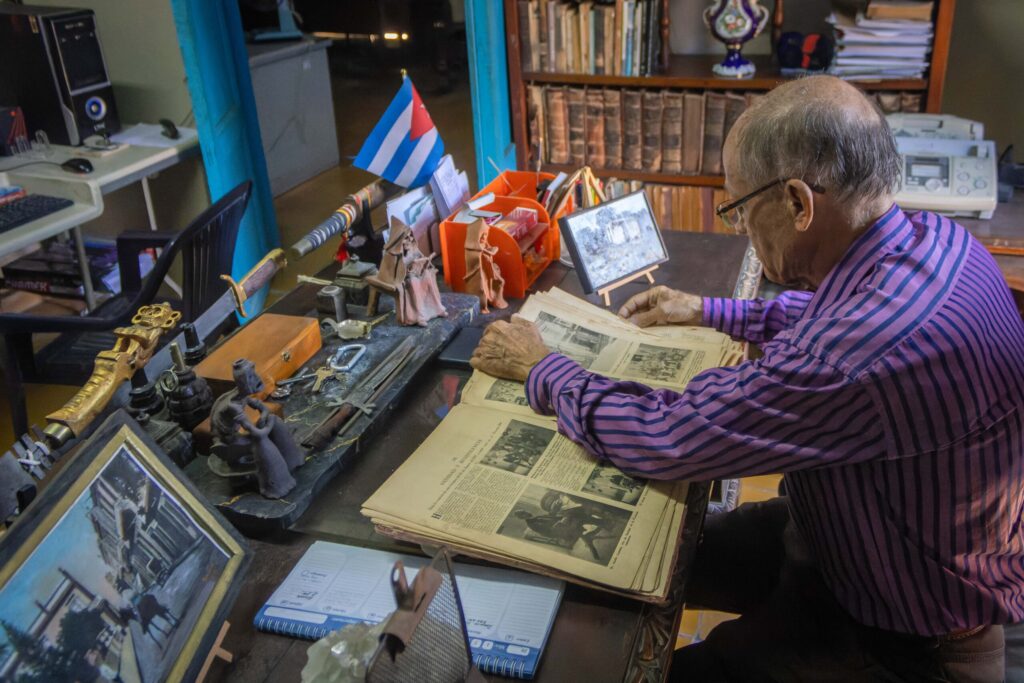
left=505, top=0, right=957, bottom=193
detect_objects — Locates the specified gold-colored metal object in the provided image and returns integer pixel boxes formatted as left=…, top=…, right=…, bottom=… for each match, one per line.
left=220, top=248, right=288, bottom=318
left=44, top=303, right=181, bottom=446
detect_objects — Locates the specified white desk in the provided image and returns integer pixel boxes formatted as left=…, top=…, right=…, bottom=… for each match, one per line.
left=0, top=132, right=200, bottom=309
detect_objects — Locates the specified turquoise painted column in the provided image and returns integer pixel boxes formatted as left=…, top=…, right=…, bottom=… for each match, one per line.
left=465, top=0, right=516, bottom=188
left=169, top=0, right=278, bottom=316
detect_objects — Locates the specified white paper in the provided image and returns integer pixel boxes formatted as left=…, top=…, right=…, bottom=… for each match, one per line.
left=109, top=123, right=198, bottom=148
left=429, top=154, right=471, bottom=220
left=386, top=186, right=438, bottom=256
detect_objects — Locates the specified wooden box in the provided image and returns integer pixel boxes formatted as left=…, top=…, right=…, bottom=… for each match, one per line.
left=195, top=313, right=321, bottom=397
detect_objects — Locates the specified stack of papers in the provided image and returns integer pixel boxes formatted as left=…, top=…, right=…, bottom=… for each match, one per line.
left=363, top=288, right=744, bottom=602
left=827, top=8, right=933, bottom=80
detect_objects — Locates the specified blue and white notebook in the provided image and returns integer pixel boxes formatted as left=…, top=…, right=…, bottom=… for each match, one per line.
left=254, top=541, right=564, bottom=679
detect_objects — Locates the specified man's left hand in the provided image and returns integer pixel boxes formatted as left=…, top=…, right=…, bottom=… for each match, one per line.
left=470, top=317, right=551, bottom=382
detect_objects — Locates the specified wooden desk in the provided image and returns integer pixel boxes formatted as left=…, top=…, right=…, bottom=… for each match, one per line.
left=960, top=192, right=1024, bottom=313
left=214, top=232, right=757, bottom=683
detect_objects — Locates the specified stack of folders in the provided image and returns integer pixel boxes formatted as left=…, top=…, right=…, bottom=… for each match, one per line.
left=828, top=1, right=934, bottom=80
left=255, top=541, right=564, bottom=680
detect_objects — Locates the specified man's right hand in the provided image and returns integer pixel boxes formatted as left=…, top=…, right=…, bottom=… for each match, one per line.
left=618, top=286, right=704, bottom=328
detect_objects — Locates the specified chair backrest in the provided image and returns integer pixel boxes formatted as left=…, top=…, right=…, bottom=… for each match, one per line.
left=179, top=182, right=252, bottom=321
left=0, top=181, right=252, bottom=334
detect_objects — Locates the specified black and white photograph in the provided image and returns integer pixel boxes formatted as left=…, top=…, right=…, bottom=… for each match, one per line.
left=582, top=464, right=646, bottom=506
left=479, top=420, right=556, bottom=476
left=558, top=190, right=668, bottom=293
left=625, top=344, right=693, bottom=383
left=485, top=379, right=530, bottom=407
left=535, top=311, right=612, bottom=369
left=0, top=444, right=231, bottom=683
left=497, top=485, right=632, bottom=566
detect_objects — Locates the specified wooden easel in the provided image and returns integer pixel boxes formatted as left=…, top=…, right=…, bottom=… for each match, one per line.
left=197, top=621, right=233, bottom=682
left=596, top=266, right=658, bottom=307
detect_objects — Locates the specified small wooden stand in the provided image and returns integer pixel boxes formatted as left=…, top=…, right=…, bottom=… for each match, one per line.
left=596, top=266, right=658, bottom=307
left=197, top=621, right=234, bottom=682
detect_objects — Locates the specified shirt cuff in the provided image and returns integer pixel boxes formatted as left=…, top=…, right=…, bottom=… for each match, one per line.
left=526, top=353, right=586, bottom=416
left=702, top=297, right=752, bottom=339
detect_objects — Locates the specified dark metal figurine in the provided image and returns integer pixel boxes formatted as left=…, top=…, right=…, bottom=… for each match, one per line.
left=210, top=359, right=305, bottom=498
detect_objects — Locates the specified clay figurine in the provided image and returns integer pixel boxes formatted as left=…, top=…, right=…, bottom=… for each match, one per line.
left=210, top=359, right=305, bottom=499
left=463, top=218, right=508, bottom=314
left=366, top=218, right=447, bottom=327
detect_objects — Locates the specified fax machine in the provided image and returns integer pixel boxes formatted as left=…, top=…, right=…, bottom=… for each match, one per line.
left=887, top=113, right=997, bottom=220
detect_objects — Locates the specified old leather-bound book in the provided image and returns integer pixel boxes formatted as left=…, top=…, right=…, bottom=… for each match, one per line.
left=661, top=90, right=683, bottom=174
left=722, top=93, right=747, bottom=148
left=681, top=92, right=705, bottom=175
left=641, top=90, right=664, bottom=172
left=567, top=87, right=587, bottom=165
left=701, top=92, right=727, bottom=175
left=585, top=88, right=606, bottom=168
left=545, top=86, right=570, bottom=165
left=527, top=85, right=547, bottom=163
left=603, top=88, right=623, bottom=169
left=623, top=89, right=643, bottom=170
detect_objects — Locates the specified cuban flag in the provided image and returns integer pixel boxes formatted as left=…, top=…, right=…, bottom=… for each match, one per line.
left=353, top=77, right=445, bottom=189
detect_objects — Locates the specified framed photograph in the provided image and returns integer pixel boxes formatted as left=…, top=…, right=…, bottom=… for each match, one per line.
left=558, top=190, right=669, bottom=295
left=0, top=410, right=249, bottom=683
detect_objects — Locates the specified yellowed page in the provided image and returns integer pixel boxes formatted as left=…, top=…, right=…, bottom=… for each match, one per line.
left=362, top=405, right=679, bottom=592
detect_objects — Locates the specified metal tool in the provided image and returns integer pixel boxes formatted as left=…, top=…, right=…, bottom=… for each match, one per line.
left=321, top=312, right=392, bottom=341
left=317, top=284, right=348, bottom=321
left=302, top=336, right=417, bottom=450
left=275, top=369, right=316, bottom=387
left=329, top=344, right=366, bottom=372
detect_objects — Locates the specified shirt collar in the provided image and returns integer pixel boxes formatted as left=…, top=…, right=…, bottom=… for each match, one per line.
left=805, top=204, right=915, bottom=315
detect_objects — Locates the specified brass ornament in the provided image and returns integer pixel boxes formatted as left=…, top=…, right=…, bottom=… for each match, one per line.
left=44, top=303, right=181, bottom=445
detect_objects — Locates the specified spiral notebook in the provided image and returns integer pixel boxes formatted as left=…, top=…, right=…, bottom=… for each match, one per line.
left=254, top=541, right=564, bottom=679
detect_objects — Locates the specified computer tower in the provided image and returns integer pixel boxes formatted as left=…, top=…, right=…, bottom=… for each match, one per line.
left=0, top=5, right=120, bottom=146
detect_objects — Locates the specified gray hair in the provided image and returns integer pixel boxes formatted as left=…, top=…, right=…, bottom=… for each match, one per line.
left=733, top=78, right=901, bottom=205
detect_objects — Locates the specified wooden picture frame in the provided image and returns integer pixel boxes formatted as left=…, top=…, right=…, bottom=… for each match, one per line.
left=558, top=190, right=669, bottom=305
left=0, top=410, right=249, bottom=683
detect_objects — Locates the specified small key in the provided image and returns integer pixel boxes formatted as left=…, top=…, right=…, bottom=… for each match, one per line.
left=310, top=366, right=338, bottom=393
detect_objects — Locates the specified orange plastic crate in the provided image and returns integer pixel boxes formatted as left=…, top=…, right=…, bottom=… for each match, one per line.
left=440, top=171, right=576, bottom=299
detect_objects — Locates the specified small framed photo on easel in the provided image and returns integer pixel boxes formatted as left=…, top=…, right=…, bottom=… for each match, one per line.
left=558, top=190, right=669, bottom=306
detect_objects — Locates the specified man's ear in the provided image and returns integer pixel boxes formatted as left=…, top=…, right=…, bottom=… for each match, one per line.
left=784, top=180, right=815, bottom=233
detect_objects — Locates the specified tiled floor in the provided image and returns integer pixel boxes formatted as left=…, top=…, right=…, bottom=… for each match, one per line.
left=675, top=474, right=783, bottom=649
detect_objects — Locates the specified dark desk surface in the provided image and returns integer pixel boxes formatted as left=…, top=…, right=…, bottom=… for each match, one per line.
left=216, top=232, right=756, bottom=683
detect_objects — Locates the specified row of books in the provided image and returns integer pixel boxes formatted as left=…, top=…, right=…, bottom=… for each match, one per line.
left=829, top=0, right=934, bottom=80
left=526, top=85, right=924, bottom=177
left=605, top=179, right=731, bottom=234
left=0, top=241, right=124, bottom=298
left=518, top=0, right=662, bottom=76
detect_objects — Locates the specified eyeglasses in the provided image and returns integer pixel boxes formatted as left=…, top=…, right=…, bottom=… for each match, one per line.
left=715, top=179, right=826, bottom=230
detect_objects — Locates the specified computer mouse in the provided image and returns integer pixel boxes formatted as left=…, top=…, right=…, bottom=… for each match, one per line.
left=61, top=158, right=94, bottom=174
left=159, top=118, right=180, bottom=140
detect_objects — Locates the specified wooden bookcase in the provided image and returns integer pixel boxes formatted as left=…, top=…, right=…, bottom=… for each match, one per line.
left=505, top=0, right=957, bottom=189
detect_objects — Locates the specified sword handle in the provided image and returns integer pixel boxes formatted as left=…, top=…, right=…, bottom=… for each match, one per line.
left=303, top=402, right=358, bottom=451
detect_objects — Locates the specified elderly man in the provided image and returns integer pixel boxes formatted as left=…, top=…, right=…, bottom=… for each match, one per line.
left=471, top=76, right=1024, bottom=681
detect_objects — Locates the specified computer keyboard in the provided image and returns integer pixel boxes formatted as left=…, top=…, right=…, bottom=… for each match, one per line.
left=0, top=194, right=74, bottom=235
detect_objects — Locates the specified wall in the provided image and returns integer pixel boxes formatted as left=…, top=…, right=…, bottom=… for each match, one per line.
left=943, top=0, right=1023, bottom=152
left=27, top=0, right=209, bottom=240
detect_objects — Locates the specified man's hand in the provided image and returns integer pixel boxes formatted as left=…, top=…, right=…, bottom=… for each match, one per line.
left=470, top=317, right=551, bottom=382
left=618, top=286, right=704, bottom=328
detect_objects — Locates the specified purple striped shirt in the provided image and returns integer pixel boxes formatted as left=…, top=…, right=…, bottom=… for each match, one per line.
left=526, top=206, right=1024, bottom=636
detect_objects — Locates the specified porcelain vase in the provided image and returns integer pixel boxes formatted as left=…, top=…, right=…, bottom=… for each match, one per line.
left=703, top=0, right=771, bottom=79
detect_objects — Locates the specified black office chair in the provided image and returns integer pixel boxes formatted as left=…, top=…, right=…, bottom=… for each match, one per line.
left=0, top=181, right=252, bottom=436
